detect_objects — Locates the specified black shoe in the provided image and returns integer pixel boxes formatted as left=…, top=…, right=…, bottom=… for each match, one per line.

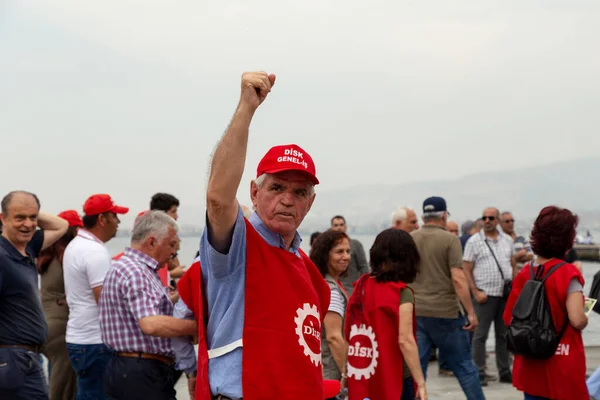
left=499, top=373, right=513, bottom=383
left=479, top=376, right=488, bottom=387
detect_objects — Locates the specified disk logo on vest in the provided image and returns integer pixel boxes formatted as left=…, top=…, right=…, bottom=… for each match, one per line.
left=294, top=303, right=322, bottom=366
left=347, top=324, right=379, bottom=380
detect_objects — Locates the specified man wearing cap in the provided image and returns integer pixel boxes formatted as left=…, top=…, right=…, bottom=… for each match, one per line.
left=194, top=72, right=330, bottom=400
left=410, top=196, right=484, bottom=400
left=0, top=190, right=68, bottom=399
left=63, top=194, right=129, bottom=399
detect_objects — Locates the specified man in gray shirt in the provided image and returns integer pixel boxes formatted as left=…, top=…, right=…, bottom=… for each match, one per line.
left=330, top=215, right=368, bottom=295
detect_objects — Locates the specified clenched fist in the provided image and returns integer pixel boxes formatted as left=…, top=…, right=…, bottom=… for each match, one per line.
left=239, top=71, right=276, bottom=112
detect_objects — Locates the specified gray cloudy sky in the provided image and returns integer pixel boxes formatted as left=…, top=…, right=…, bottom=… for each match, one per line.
left=2, top=0, right=599, bottom=226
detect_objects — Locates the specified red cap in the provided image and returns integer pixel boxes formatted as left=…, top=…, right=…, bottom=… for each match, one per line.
left=83, top=194, right=129, bottom=216
left=57, top=210, right=83, bottom=227
left=132, top=210, right=149, bottom=228
left=323, top=380, right=341, bottom=398
left=256, top=144, right=319, bottom=184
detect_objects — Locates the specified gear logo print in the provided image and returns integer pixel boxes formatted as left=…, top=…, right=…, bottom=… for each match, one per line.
left=294, top=303, right=322, bottom=366
left=347, top=324, right=379, bottom=380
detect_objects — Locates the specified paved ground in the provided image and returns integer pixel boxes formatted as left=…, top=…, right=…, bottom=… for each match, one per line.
left=173, top=347, right=600, bottom=399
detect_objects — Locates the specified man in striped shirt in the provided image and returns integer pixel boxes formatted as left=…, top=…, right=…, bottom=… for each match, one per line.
left=99, top=211, right=196, bottom=400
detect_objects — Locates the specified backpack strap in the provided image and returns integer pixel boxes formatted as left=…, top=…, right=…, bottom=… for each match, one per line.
left=537, top=261, right=569, bottom=341
left=540, top=262, right=566, bottom=283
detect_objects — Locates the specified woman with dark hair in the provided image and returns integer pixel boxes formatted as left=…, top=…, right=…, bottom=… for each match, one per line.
left=309, top=230, right=351, bottom=388
left=344, top=228, right=426, bottom=400
left=503, top=206, right=588, bottom=400
left=38, top=210, right=81, bottom=400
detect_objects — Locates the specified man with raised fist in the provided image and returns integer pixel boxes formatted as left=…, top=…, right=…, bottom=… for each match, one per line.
left=178, top=72, right=330, bottom=400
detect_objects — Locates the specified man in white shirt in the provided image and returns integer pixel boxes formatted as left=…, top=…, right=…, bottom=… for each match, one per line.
left=63, top=194, right=128, bottom=399
left=463, top=207, right=516, bottom=386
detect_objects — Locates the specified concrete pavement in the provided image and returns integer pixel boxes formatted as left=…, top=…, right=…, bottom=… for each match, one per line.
left=174, top=347, right=600, bottom=399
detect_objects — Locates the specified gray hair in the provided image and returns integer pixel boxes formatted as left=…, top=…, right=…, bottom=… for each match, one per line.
left=461, top=220, right=475, bottom=235
left=422, top=211, right=446, bottom=222
left=131, top=210, right=179, bottom=243
left=254, top=173, right=315, bottom=196
left=391, top=206, right=414, bottom=226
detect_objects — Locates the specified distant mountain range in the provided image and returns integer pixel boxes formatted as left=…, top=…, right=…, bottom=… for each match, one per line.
left=168, top=157, right=600, bottom=234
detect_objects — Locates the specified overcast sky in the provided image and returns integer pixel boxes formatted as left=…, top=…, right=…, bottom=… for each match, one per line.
left=2, top=0, right=599, bottom=226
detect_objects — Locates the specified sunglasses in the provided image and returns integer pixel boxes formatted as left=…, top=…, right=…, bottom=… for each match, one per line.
left=503, top=219, right=514, bottom=223
left=481, top=216, right=496, bottom=221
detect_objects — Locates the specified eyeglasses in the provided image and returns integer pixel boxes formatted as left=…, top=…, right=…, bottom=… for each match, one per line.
left=481, top=216, right=496, bottom=221
left=503, top=219, right=514, bottom=223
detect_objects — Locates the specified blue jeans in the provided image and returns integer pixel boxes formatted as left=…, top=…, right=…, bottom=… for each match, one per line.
left=417, top=315, right=485, bottom=400
left=438, top=351, right=451, bottom=371
left=0, top=348, right=48, bottom=399
left=67, top=343, right=112, bottom=400
left=524, top=394, right=551, bottom=400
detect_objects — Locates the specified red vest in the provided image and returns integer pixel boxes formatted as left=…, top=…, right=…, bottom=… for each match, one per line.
left=177, top=259, right=211, bottom=400
left=184, top=219, right=330, bottom=400
left=344, top=275, right=416, bottom=400
left=113, top=251, right=170, bottom=287
left=503, top=259, right=587, bottom=400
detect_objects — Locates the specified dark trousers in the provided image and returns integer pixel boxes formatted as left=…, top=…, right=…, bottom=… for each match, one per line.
left=400, top=376, right=415, bottom=400
left=104, top=355, right=176, bottom=400
left=472, top=295, right=511, bottom=377
left=0, top=348, right=48, bottom=399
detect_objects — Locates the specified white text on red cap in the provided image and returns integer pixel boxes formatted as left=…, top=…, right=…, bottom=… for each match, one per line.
left=278, top=147, right=308, bottom=169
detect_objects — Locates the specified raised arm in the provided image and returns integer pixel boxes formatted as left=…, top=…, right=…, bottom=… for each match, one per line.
left=38, top=211, right=69, bottom=250
left=206, top=72, right=276, bottom=253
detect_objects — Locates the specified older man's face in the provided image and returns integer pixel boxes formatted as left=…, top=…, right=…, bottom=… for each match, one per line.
left=0, top=193, right=39, bottom=247
left=447, top=221, right=459, bottom=236
left=396, top=210, right=419, bottom=233
left=482, top=208, right=499, bottom=233
left=251, top=171, right=315, bottom=240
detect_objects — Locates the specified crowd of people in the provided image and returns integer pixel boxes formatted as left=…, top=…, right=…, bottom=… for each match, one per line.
left=0, top=71, right=593, bottom=400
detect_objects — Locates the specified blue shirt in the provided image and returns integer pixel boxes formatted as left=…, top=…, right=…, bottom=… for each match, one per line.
left=174, top=206, right=301, bottom=399
left=0, top=235, right=48, bottom=345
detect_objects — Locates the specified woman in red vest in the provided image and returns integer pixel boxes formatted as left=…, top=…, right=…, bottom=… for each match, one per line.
left=503, top=206, right=588, bottom=400
left=309, top=230, right=352, bottom=394
left=345, top=228, right=427, bottom=400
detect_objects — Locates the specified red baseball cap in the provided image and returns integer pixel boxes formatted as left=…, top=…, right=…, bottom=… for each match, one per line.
left=132, top=210, right=149, bottom=228
left=57, top=210, right=83, bottom=227
left=83, top=194, right=129, bottom=216
left=256, top=144, right=319, bottom=184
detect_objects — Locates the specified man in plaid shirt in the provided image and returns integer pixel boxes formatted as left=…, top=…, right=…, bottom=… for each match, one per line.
left=99, top=211, right=196, bottom=400
left=463, top=207, right=516, bottom=387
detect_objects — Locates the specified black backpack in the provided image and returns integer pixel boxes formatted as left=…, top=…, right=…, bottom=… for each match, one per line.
left=505, top=261, right=568, bottom=359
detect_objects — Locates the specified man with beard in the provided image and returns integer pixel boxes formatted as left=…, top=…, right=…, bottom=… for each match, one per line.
left=464, top=207, right=516, bottom=386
